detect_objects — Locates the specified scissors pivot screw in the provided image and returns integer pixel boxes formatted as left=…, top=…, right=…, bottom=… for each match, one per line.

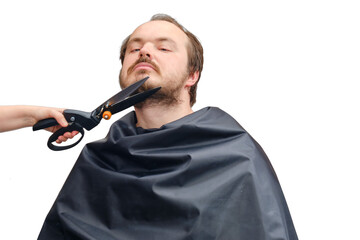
left=102, top=111, right=112, bottom=120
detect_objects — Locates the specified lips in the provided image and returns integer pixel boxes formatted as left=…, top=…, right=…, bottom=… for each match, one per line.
left=133, top=63, right=156, bottom=71
left=127, top=57, right=160, bottom=75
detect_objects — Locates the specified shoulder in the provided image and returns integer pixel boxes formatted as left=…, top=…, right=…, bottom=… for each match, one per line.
left=194, top=106, right=245, bottom=131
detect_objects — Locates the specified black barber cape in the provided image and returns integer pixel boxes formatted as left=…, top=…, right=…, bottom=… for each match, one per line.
left=38, top=107, right=298, bottom=240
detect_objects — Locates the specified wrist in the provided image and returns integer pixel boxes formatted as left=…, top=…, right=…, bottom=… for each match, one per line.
left=19, top=105, right=38, bottom=127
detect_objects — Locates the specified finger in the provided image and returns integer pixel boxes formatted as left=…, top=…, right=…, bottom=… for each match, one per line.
left=57, top=136, right=68, bottom=143
left=71, top=131, right=79, bottom=137
left=50, top=110, right=68, bottom=128
left=63, top=132, right=73, bottom=139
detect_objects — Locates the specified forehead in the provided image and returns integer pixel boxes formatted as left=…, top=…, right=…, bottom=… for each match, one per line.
left=129, top=20, right=188, bottom=46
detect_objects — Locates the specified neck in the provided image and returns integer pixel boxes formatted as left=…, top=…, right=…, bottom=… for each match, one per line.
left=135, top=101, right=193, bottom=129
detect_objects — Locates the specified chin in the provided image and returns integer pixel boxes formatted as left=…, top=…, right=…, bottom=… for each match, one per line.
left=120, top=69, right=159, bottom=89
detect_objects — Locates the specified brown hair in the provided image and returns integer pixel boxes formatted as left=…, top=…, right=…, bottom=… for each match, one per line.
left=120, top=14, right=204, bottom=106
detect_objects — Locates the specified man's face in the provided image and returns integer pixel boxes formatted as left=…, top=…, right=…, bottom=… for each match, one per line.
left=119, top=20, right=190, bottom=105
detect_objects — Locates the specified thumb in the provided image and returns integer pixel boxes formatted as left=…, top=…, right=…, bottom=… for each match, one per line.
left=51, top=109, right=68, bottom=128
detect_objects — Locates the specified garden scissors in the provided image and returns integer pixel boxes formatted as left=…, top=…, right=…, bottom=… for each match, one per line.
left=33, top=76, right=160, bottom=151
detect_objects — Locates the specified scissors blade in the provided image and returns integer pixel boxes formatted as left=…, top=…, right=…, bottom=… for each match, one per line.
left=93, top=77, right=150, bottom=116
left=109, top=87, right=161, bottom=115
left=105, top=76, right=149, bottom=105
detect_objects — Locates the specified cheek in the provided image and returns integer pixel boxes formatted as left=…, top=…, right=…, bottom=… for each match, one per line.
left=120, top=59, right=135, bottom=81
left=120, top=57, right=133, bottom=82
left=119, top=68, right=127, bottom=89
left=122, top=58, right=133, bottom=73
left=175, top=52, right=189, bottom=72
left=162, top=55, right=188, bottom=75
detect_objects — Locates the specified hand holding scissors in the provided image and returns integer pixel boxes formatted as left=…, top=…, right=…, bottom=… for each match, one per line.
left=33, top=77, right=160, bottom=151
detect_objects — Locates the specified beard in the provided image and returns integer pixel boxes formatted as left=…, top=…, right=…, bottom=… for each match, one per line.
left=134, top=72, right=188, bottom=108
left=119, top=59, right=189, bottom=108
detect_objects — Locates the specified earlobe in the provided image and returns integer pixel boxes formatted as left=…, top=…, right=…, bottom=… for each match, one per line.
left=185, top=71, right=199, bottom=87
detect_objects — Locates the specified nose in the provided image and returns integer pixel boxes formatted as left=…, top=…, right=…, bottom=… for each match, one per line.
left=139, top=44, right=152, bottom=59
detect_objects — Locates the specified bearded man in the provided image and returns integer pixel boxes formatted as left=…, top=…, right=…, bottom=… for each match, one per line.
left=38, top=14, right=298, bottom=240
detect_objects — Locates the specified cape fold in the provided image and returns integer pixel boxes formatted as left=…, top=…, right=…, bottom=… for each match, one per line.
left=38, top=107, right=298, bottom=240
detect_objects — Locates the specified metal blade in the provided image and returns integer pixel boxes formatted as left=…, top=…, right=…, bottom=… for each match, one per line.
left=94, top=76, right=149, bottom=115
left=109, top=87, right=161, bottom=114
left=108, top=76, right=150, bottom=106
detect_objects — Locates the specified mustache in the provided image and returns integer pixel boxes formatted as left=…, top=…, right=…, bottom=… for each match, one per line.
left=127, top=57, right=160, bottom=75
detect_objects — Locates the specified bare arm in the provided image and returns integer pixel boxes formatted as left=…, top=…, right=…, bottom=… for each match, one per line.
left=0, top=105, right=77, bottom=143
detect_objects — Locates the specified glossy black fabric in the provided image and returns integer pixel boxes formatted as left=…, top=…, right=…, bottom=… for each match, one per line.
left=38, top=107, right=298, bottom=240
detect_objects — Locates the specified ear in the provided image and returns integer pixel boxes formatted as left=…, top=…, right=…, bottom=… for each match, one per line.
left=185, top=71, right=199, bottom=88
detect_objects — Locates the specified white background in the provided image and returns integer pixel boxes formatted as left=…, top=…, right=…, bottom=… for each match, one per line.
left=1, top=0, right=359, bottom=239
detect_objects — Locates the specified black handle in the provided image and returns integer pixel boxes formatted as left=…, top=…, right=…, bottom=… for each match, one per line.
left=32, top=109, right=93, bottom=131
left=33, top=118, right=58, bottom=131
left=47, top=123, right=85, bottom=151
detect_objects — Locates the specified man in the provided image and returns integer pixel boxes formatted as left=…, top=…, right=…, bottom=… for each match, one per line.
left=38, top=14, right=298, bottom=239
left=119, top=14, right=202, bottom=129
